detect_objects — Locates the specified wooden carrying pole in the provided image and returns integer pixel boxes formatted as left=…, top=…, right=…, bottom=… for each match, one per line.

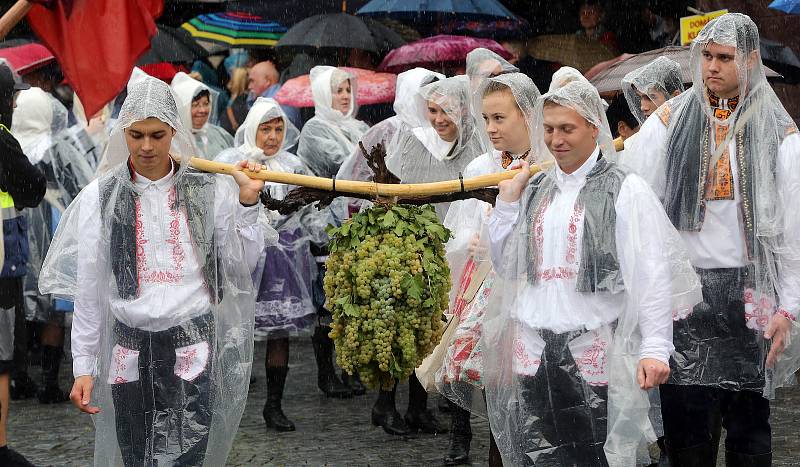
left=0, top=1, right=32, bottom=41
left=189, top=157, right=549, bottom=198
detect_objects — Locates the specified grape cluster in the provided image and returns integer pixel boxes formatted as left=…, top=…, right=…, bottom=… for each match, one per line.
left=324, top=204, right=451, bottom=390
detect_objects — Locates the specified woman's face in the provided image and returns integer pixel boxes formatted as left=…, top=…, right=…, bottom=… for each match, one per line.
left=191, top=94, right=210, bottom=129
left=426, top=100, right=458, bottom=143
left=255, top=117, right=285, bottom=157
left=332, top=79, right=352, bottom=114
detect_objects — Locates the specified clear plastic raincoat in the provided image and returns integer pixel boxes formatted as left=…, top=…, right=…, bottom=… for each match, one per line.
left=335, top=67, right=445, bottom=220
left=171, top=72, right=234, bottom=160
left=621, top=56, right=684, bottom=125
left=622, top=13, right=800, bottom=398
left=297, top=66, right=370, bottom=178
left=385, top=75, right=483, bottom=218
left=465, top=48, right=519, bottom=154
left=38, top=78, right=266, bottom=466
left=436, top=73, right=541, bottom=417
left=216, top=97, right=318, bottom=338
left=482, top=80, right=701, bottom=466
left=13, top=87, right=94, bottom=321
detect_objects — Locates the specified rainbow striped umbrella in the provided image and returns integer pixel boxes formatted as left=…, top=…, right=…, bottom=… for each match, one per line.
left=181, top=12, right=287, bottom=47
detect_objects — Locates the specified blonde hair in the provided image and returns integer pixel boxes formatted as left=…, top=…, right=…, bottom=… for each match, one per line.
left=228, top=67, right=248, bottom=98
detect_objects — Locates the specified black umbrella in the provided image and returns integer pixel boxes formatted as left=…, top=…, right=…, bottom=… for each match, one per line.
left=276, top=13, right=404, bottom=54
left=227, top=0, right=371, bottom=26
left=137, top=25, right=209, bottom=66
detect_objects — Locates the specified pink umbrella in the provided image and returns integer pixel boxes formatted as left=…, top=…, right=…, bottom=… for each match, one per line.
left=275, top=67, right=396, bottom=107
left=378, top=34, right=511, bottom=73
left=0, top=43, right=54, bottom=75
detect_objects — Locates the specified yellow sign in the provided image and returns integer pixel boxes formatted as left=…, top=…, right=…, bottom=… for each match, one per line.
left=680, top=9, right=728, bottom=45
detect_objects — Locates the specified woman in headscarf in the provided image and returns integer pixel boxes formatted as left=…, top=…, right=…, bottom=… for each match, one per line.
left=39, top=77, right=267, bottom=466
left=384, top=74, right=483, bottom=218
left=216, top=97, right=326, bottom=431
left=12, top=87, right=94, bottom=405
left=171, top=71, right=234, bottom=160
left=437, top=72, right=541, bottom=466
left=297, top=66, right=369, bottom=178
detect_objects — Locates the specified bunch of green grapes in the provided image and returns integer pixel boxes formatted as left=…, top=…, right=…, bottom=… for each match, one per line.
left=324, top=204, right=451, bottom=390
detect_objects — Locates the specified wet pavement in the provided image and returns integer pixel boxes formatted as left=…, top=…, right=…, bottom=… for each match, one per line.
left=6, top=337, right=799, bottom=466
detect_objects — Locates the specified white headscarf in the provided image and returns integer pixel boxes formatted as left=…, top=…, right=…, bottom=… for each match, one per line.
left=233, top=97, right=299, bottom=162
left=12, top=87, right=59, bottom=165
left=309, top=66, right=365, bottom=137
left=170, top=71, right=220, bottom=131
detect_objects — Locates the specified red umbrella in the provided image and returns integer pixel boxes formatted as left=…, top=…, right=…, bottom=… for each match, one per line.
left=274, top=67, right=396, bottom=107
left=0, top=43, right=54, bottom=75
left=378, top=34, right=511, bottom=73
left=139, top=62, right=189, bottom=84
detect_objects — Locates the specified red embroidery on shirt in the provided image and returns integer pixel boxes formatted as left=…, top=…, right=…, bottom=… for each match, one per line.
left=536, top=266, right=578, bottom=282
left=134, top=199, right=148, bottom=290
left=513, top=338, right=542, bottom=371
left=565, top=202, right=584, bottom=264
left=531, top=196, right=551, bottom=268
left=175, top=348, right=199, bottom=378
left=136, top=187, right=187, bottom=285
left=112, top=346, right=132, bottom=379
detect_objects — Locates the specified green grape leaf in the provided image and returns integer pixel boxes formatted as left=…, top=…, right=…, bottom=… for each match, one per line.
left=343, top=303, right=361, bottom=318
left=382, top=210, right=396, bottom=228
left=394, top=220, right=407, bottom=237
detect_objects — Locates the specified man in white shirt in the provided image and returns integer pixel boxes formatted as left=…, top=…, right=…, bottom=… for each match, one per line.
left=625, top=14, right=800, bottom=467
left=483, top=79, right=692, bottom=466
left=40, top=78, right=266, bottom=466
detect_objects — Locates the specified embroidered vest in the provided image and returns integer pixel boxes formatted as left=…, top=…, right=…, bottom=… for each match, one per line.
left=99, top=164, right=222, bottom=302
left=524, top=158, right=627, bottom=294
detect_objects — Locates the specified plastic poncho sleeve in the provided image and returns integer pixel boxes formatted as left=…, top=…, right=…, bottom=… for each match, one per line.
left=775, top=133, right=800, bottom=318
left=72, top=181, right=103, bottom=377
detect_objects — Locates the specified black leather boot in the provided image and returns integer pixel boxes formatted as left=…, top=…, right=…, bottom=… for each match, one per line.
left=263, top=366, right=296, bottom=432
left=444, top=403, right=472, bottom=465
left=665, top=441, right=716, bottom=467
left=371, top=381, right=410, bottom=436
left=311, top=326, right=352, bottom=398
left=38, top=345, right=69, bottom=404
left=341, top=370, right=366, bottom=396
left=725, top=450, right=772, bottom=467
left=405, top=374, right=448, bottom=434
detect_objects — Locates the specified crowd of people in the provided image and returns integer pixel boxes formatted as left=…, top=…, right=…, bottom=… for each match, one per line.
left=0, top=9, right=798, bottom=467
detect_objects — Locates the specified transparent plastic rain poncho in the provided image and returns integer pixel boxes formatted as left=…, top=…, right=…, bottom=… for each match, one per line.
left=481, top=79, right=702, bottom=466
left=38, top=77, right=266, bottom=466
left=385, top=75, right=483, bottom=218
left=465, top=47, right=519, bottom=153
left=297, top=66, right=370, bottom=178
left=216, top=97, right=319, bottom=338
left=435, top=72, right=541, bottom=417
left=335, top=67, right=446, bottom=219
left=171, top=71, right=233, bottom=160
left=12, top=87, right=95, bottom=321
left=621, top=56, right=684, bottom=125
left=621, top=13, right=800, bottom=398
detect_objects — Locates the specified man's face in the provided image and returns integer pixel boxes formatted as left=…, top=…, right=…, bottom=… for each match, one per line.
left=255, top=117, right=285, bottom=157
left=124, top=118, right=175, bottom=174
left=701, top=42, right=740, bottom=98
left=635, top=88, right=669, bottom=118
left=248, top=68, right=271, bottom=97
left=543, top=102, right=598, bottom=173
left=482, top=90, right=530, bottom=155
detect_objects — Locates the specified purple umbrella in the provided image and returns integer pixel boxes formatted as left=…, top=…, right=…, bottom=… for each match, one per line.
left=378, top=34, right=511, bottom=73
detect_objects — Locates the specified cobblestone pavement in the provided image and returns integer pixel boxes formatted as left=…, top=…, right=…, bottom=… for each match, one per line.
left=6, top=337, right=800, bottom=466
